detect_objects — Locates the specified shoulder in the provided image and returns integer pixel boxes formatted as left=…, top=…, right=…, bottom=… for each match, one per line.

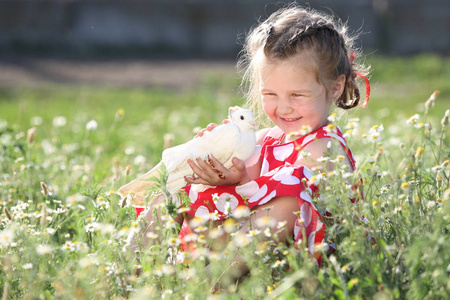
left=255, top=128, right=270, bottom=144
left=296, top=137, right=353, bottom=172
left=301, top=137, right=334, bottom=161
left=300, top=125, right=352, bottom=159
left=255, top=126, right=282, bottom=145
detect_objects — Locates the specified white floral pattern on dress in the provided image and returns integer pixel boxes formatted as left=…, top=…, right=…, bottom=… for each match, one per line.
left=273, top=143, right=294, bottom=161
left=215, top=193, right=238, bottom=213
left=235, top=181, right=260, bottom=199
left=300, top=133, right=317, bottom=147
left=260, top=158, right=270, bottom=175
left=248, top=184, right=268, bottom=203
left=300, top=202, right=312, bottom=227
left=272, top=167, right=300, bottom=185
left=188, top=186, right=199, bottom=202
left=195, top=205, right=209, bottom=217
left=259, top=190, right=277, bottom=205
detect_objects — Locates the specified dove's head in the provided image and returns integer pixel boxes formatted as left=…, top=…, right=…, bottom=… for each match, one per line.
left=228, top=106, right=257, bottom=131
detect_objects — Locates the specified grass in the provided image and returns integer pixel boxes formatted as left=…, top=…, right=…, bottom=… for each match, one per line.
left=0, top=54, right=449, bottom=299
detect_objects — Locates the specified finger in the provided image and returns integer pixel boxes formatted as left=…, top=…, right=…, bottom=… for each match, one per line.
left=222, top=119, right=230, bottom=124
left=195, top=129, right=207, bottom=138
left=187, top=159, right=209, bottom=180
left=196, top=157, right=220, bottom=178
left=232, top=157, right=246, bottom=172
left=231, top=157, right=250, bottom=185
left=205, top=156, right=230, bottom=181
left=195, top=123, right=219, bottom=138
left=191, top=157, right=221, bottom=181
left=207, top=155, right=227, bottom=173
left=184, top=175, right=210, bottom=185
left=206, top=123, right=218, bottom=131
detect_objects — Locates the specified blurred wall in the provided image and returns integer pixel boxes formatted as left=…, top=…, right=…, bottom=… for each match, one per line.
left=0, top=0, right=448, bottom=58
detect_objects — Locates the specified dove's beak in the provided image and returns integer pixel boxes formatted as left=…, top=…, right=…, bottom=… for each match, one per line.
left=250, top=121, right=257, bottom=130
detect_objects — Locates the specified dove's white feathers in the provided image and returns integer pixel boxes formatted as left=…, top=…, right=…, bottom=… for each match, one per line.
left=117, top=106, right=257, bottom=207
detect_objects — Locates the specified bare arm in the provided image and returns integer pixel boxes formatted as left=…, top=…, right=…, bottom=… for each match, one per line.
left=294, top=137, right=353, bottom=173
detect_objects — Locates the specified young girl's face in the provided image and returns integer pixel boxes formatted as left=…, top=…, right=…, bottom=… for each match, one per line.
left=260, top=56, right=334, bottom=141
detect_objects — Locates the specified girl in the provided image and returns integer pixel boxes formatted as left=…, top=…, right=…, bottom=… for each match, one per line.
left=123, top=5, right=370, bottom=284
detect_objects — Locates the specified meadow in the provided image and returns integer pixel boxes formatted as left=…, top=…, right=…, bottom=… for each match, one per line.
left=0, top=54, right=449, bottom=299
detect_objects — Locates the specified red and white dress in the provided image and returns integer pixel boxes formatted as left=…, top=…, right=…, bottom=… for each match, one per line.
left=174, top=124, right=358, bottom=263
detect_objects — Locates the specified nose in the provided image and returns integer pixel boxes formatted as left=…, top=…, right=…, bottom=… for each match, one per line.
left=276, top=98, right=293, bottom=115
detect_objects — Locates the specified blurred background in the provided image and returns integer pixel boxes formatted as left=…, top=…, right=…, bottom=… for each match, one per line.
left=0, top=0, right=448, bottom=138
left=0, top=0, right=449, bottom=88
left=0, top=0, right=449, bottom=58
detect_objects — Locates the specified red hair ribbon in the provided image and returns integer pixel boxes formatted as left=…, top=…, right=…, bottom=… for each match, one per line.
left=349, top=51, right=370, bottom=108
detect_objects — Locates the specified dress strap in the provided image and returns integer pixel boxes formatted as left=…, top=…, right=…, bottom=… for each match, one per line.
left=325, top=127, right=357, bottom=170
left=296, top=125, right=357, bottom=169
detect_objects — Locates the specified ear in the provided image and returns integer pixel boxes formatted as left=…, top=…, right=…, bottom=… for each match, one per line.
left=330, top=75, right=346, bottom=102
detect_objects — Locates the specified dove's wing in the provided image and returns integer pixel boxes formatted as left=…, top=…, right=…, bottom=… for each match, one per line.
left=159, top=138, right=198, bottom=193
left=117, top=162, right=164, bottom=207
left=118, top=108, right=256, bottom=206
left=161, top=124, right=241, bottom=193
left=197, top=123, right=241, bottom=166
left=162, top=141, right=194, bottom=173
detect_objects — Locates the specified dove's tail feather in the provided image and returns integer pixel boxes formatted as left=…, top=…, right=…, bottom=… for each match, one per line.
left=165, top=166, right=194, bottom=194
left=117, top=162, right=163, bottom=208
left=166, top=176, right=189, bottom=195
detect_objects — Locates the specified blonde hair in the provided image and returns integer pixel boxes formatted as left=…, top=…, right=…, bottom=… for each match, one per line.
left=238, top=5, right=370, bottom=125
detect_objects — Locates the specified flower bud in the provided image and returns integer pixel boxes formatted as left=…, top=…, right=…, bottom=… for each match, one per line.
left=424, top=90, right=439, bottom=113
left=415, top=147, right=424, bottom=160
left=441, top=109, right=449, bottom=127
left=125, top=165, right=132, bottom=176
left=40, top=182, right=49, bottom=197
left=3, top=207, right=12, bottom=220
left=121, top=195, right=129, bottom=208
left=27, top=127, right=37, bottom=143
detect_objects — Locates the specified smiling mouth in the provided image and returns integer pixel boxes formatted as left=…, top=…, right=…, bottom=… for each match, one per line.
left=281, top=117, right=302, bottom=122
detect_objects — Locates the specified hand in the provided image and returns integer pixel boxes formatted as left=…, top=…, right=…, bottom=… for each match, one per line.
left=185, top=155, right=250, bottom=186
left=195, top=120, right=230, bottom=138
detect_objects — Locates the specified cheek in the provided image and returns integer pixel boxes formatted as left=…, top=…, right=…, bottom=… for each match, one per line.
left=261, top=99, right=274, bottom=114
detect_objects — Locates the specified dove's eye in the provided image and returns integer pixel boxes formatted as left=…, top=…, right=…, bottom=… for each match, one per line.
left=240, top=115, right=244, bottom=120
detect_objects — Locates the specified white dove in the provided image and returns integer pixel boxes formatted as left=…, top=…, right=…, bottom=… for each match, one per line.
left=117, top=106, right=257, bottom=207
